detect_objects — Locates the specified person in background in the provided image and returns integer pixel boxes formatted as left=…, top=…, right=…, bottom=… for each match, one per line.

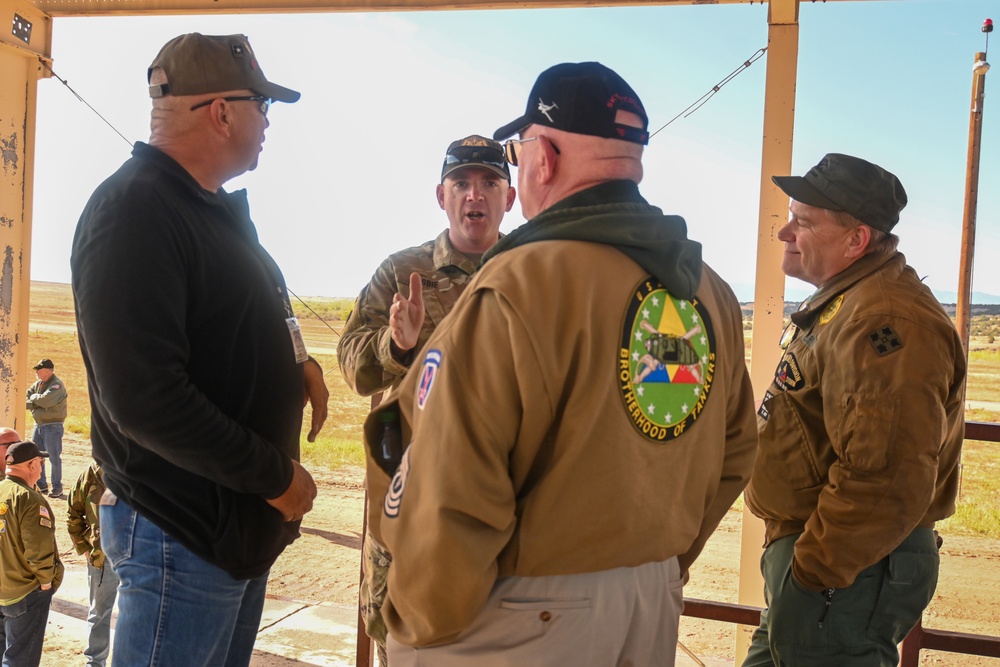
left=67, top=461, right=118, bottom=667
left=71, top=32, right=328, bottom=666
left=338, top=134, right=514, bottom=666
left=0, top=441, right=63, bottom=667
left=25, top=358, right=68, bottom=498
left=743, top=154, right=967, bottom=667
left=371, top=61, right=757, bottom=665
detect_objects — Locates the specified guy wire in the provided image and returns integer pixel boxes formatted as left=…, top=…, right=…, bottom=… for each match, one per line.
left=39, top=58, right=133, bottom=148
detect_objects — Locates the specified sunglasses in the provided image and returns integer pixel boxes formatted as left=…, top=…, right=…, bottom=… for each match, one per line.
left=444, top=146, right=507, bottom=171
left=503, top=136, right=561, bottom=167
left=189, top=95, right=270, bottom=117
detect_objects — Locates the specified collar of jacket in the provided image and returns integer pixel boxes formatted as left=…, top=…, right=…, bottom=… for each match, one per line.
left=790, top=251, right=903, bottom=329
left=482, top=180, right=703, bottom=300
left=432, top=229, right=483, bottom=276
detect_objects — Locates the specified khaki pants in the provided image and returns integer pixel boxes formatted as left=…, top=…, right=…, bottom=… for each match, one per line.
left=387, top=556, right=684, bottom=667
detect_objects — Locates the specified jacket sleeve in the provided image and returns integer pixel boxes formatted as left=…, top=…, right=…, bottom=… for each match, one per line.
left=381, top=289, right=535, bottom=647
left=677, top=291, right=757, bottom=575
left=19, top=498, right=59, bottom=587
left=337, top=258, right=411, bottom=396
left=792, top=314, right=963, bottom=591
left=65, top=468, right=92, bottom=556
left=28, top=382, right=67, bottom=409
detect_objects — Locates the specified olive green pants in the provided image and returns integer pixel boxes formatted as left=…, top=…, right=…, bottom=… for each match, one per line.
left=743, top=529, right=939, bottom=667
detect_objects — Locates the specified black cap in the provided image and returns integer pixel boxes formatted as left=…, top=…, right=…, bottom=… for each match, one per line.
left=441, top=135, right=511, bottom=182
left=33, top=358, right=54, bottom=370
left=494, top=62, right=649, bottom=145
left=5, top=441, right=48, bottom=465
left=772, top=154, right=907, bottom=233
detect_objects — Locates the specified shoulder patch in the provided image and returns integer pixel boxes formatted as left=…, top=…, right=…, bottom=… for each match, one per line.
left=775, top=353, right=805, bottom=391
left=619, top=278, right=716, bottom=442
left=39, top=506, right=50, bottom=519
left=383, top=448, right=411, bottom=519
left=868, top=326, right=904, bottom=356
left=818, top=294, right=844, bottom=325
left=40, top=517, right=52, bottom=529
left=417, top=350, right=442, bottom=410
left=0, top=501, right=7, bottom=515
left=50, top=384, right=61, bottom=390
left=0, top=518, right=5, bottom=534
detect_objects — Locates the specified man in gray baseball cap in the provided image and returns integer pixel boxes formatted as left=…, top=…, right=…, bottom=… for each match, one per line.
left=742, top=153, right=967, bottom=666
left=71, top=32, right=329, bottom=666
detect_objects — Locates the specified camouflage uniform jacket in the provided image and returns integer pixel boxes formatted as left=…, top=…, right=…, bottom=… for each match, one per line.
left=25, top=373, right=68, bottom=424
left=0, top=475, right=64, bottom=600
left=66, top=462, right=107, bottom=569
left=745, top=251, right=966, bottom=591
left=338, top=229, right=482, bottom=397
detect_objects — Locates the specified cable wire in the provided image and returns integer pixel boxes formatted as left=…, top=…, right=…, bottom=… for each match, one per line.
left=649, top=47, right=767, bottom=140
left=38, top=58, right=133, bottom=148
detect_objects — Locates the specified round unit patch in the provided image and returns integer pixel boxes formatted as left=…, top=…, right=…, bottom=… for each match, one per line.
left=619, top=278, right=716, bottom=442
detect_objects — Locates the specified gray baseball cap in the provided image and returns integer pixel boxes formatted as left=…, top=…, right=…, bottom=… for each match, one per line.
left=772, top=153, right=907, bottom=233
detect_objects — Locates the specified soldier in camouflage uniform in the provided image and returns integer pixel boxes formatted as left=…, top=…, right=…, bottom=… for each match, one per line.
left=338, top=135, right=515, bottom=666
left=0, top=441, right=63, bottom=667
left=67, top=462, right=118, bottom=667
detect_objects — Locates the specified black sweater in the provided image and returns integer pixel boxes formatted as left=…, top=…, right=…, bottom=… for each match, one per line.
left=71, top=142, right=304, bottom=578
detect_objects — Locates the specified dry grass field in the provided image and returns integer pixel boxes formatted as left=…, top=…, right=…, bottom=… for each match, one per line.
left=22, top=281, right=1000, bottom=666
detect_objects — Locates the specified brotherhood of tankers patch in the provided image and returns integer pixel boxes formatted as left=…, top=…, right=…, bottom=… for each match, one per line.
left=619, top=277, right=716, bottom=442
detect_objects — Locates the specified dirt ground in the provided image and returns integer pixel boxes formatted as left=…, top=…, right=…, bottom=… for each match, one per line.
left=39, top=435, right=1000, bottom=666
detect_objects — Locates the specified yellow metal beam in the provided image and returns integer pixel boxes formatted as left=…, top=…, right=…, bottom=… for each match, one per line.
left=0, top=5, right=49, bottom=433
left=736, top=0, right=798, bottom=660
left=27, top=0, right=879, bottom=16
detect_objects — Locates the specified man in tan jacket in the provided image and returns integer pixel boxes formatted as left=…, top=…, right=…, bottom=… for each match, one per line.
left=366, top=62, right=757, bottom=666
left=743, top=154, right=966, bottom=666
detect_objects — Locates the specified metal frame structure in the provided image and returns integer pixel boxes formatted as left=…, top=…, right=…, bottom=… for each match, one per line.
left=1, top=0, right=993, bottom=664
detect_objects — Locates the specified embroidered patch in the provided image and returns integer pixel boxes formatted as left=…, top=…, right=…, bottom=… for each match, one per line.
left=0, top=501, right=7, bottom=515
left=758, top=390, right=775, bottom=422
left=40, top=518, right=52, bottom=529
left=417, top=350, right=442, bottom=410
left=619, top=278, right=716, bottom=442
left=819, top=294, right=844, bottom=326
left=51, top=384, right=61, bottom=389
left=775, top=353, right=805, bottom=391
left=39, top=506, right=50, bottom=519
left=383, top=448, right=411, bottom=519
left=0, top=519, right=4, bottom=533
left=779, top=322, right=798, bottom=350
left=868, top=326, right=904, bottom=356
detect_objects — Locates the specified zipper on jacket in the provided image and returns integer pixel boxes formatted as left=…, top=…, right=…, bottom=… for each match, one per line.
left=817, top=588, right=835, bottom=628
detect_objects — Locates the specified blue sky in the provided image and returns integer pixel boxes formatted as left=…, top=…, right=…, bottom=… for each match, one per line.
left=30, top=0, right=999, bottom=302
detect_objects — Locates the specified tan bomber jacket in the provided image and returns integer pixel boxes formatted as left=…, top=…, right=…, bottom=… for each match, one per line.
left=745, top=251, right=966, bottom=591
left=369, top=234, right=758, bottom=647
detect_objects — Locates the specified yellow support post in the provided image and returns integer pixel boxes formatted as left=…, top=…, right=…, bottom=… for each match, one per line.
left=0, top=0, right=52, bottom=433
left=736, top=0, right=799, bottom=661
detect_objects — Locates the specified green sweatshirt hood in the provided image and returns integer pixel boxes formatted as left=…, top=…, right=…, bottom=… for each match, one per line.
left=483, top=181, right=702, bottom=299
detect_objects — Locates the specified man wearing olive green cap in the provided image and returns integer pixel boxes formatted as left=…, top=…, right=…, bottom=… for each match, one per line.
left=743, top=153, right=967, bottom=666
left=0, top=441, right=63, bottom=667
left=71, top=33, right=329, bottom=666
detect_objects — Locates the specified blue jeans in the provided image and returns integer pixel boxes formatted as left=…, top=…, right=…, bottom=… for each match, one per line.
left=86, top=562, right=119, bottom=667
left=0, top=586, right=54, bottom=667
left=32, top=422, right=63, bottom=493
left=100, top=500, right=269, bottom=667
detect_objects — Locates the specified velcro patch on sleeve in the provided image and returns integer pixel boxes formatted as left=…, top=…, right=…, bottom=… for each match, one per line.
left=868, top=326, right=904, bottom=356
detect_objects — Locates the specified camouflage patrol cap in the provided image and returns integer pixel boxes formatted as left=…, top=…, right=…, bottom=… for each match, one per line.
left=441, top=135, right=511, bottom=182
left=148, top=33, right=300, bottom=104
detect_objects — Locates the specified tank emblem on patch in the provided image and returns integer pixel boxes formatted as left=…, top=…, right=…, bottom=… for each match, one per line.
left=619, top=278, right=716, bottom=442
left=775, top=353, right=805, bottom=391
left=417, top=350, right=442, bottom=411
left=819, top=294, right=844, bottom=326
left=868, top=326, right=904, bottom=356
left=383, top=448, right=411, bottom=519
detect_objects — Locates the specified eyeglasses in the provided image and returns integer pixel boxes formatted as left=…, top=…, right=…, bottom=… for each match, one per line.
left=503, top=136, right=560, bottom=167
left=189, top=96, right=270, bottom=117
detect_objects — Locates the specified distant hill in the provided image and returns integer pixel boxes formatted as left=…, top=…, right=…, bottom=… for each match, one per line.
left=730, top=282, right=1000, bottom=308
left=740, top=301, right=1000, bottom=318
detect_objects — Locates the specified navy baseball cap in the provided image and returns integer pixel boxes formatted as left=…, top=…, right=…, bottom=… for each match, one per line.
left=494, top=62, right=649, bottom=145
left=5, top=441, right=48, bottom=465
